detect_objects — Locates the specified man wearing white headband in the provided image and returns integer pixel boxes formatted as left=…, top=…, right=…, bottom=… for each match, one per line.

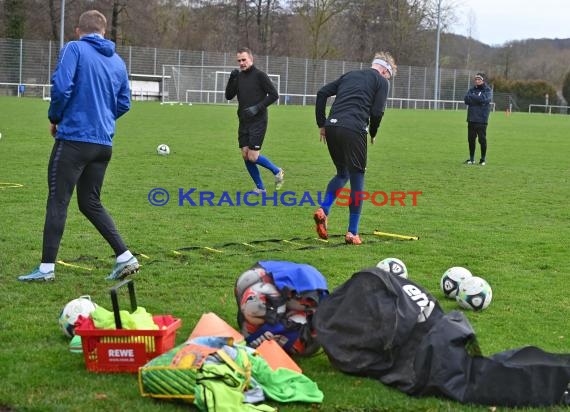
left=463, top=72, right=493, bottom=165
left=372, top=58, right=393, bottom=78
left=314, top=51, right=397, bottom=245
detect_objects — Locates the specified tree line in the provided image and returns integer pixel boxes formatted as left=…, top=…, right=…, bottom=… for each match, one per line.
left=2, top=0, right=449, bottom=64
left=2, top=0, right=570, bottom=100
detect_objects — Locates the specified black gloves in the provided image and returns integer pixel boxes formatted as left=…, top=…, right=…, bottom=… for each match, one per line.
left=369, top=124, right=379, bottom=138
left=229, top=69, right=239, bottom=80
left=244, top=104, right=260, bottom=118
left=369, top=113, right=383, bottom=138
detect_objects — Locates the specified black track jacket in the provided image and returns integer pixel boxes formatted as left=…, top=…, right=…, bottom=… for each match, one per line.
left=315, top=68, right=389, bottom=137
left=225, top=65, right=278, bottom=123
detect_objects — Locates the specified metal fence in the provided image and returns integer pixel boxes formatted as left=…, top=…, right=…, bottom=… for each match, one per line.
left=0, top=38, right=481, bottom=109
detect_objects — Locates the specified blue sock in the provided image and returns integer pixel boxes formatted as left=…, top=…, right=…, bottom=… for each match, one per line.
left=244, top=160, right=264, bottom=189
left=348, top=213, right=361, bottom=235
left=256, top=155, right=280, bottom=175
left=348, top=171, right=365, bottom=234
left=321, top=172, right=349, bottom=215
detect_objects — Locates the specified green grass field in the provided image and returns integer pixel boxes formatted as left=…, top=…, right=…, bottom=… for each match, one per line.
left=0, top=96, right=569, bottom=412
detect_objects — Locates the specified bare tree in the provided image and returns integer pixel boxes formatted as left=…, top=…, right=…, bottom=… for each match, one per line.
left=386, top=0, right=449, bottom=65
left=340, top=0, right=388, bottom=62
left=464, top=7, right=477, bottom=68
left=3, top=0, right=26, bottom=38
left=235, top=0, right=251, bottom=47
left=291, top=0, right=346, bottom=60
left=109, top=0, right=128, bottom=43
left=315, top=0, right=448, bottom=65
left=48, top=0, right=59, bottom=40
left=250, top=0, right=279, bottom=54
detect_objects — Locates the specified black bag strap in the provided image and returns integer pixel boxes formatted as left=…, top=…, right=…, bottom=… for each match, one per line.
left=109, top=279, right=138, bottom=329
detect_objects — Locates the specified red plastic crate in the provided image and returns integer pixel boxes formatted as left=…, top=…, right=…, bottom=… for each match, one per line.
left=75, top=315, right=181, bottom=373
left=74, top=279, right=182, bottom=373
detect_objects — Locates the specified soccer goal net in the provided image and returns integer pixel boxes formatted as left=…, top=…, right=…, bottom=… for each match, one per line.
left=161, top=65, right=280, bottom=105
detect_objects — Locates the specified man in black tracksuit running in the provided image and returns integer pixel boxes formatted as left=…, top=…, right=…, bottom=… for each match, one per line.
left=225, top=47, right=284, bottom=193
left=313, top=51, right=397, bottom=245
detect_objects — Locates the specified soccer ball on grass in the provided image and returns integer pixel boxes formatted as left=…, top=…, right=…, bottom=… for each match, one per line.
left=377, top=257, right=408, bottom=278
left=440, top=266, right=472, bottom=299
left=156, top=144, right=170, bottom=156
left=456, top=276, right=492, bottom=311
left=58, top=296, right=97, bottom=338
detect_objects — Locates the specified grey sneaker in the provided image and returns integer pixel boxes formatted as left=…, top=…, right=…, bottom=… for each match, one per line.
left=479, top=159, right=486, bottom=166
left=253, top=188, right=266, bottom=194
left=18, top=266, right=55, bottom=282
left=274, top=169, right=285, bottom=190
left=106, top=256, right=140, bottom=281
left=464, top=159, right=475, bottom=165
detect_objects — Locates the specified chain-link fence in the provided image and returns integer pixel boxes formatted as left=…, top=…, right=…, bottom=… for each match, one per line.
left=0, top=38, right=483, bottom=109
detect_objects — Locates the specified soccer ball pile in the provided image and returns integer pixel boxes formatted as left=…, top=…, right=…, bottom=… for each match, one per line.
left=58, top=296, right=98, bottom=338
left=236, top=267, right=286, bottom=331
left=156, top=144, right=170, bottom=156
left=440, top=266, right=472, bottom=299
left=235, top=267, right=321, bottom=356
left=375, top=260, right=492, bottom=311
left=240, top=281, right=284, bottom=326
left=440, top=267, right=492, bottom=311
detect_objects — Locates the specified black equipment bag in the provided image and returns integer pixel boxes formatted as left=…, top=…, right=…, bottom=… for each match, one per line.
left=314, top=267, right=570, bottom=407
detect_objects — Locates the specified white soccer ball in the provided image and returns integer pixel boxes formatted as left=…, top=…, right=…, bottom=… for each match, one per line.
left=377, top=257, right=408, bottom=279
left=239, top=282, right=284, bottom=326
left=456, top=276, right=493, bottom=311
left=156, top=144, right=170, bottom=156
left=235, top=267, right=271, bottom=299
left=286, top=310, right=308, bottom=325
left=440, top=266, right=473, bottom=299
left=58, top=296, right=97, bottom=338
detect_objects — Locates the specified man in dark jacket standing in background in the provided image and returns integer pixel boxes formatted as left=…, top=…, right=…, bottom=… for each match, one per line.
left=464, top=72, right=493, bottom=165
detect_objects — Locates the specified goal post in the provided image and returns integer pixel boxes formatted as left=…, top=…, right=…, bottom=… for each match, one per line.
left=528, top=104, right=570, bottom=114
left=213, top=71, right=280, bottom=105
left=161, top=64, right=281, bottom=105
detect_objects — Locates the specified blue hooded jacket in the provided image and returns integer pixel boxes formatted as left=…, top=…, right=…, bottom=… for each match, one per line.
left=48, top=34, right=130, bottom=146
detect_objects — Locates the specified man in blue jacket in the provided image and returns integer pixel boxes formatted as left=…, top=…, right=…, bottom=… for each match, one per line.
left=464, top=73, right=493, bottom=165
left=18, top=10, right=138, bottom=281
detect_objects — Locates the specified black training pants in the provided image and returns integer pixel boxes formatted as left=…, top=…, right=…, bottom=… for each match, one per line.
left=324, top=126, right=367, bottom=173
left=42, top=140, right=127, bottom=262
left=467, top=122, right=487, bottom=160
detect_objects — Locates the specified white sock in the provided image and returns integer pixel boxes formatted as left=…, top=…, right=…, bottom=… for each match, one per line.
left=40, top=263, right=55, bottom=273
left=116, top=250, right=134, bottom=263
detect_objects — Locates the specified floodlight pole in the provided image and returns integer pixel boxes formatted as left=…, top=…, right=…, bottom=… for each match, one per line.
left=434, top=0, right=442, bottom=110
left=60, top=0, right=65, bottom=51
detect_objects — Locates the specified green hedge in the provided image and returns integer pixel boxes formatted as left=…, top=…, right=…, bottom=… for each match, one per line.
left=491, top=77, right=559, bottom=112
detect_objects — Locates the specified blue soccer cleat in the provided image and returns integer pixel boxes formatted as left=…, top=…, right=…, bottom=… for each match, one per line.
left=106, top=256, right=140, bottom=281
left=18, top=266, right=55, bottom=282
